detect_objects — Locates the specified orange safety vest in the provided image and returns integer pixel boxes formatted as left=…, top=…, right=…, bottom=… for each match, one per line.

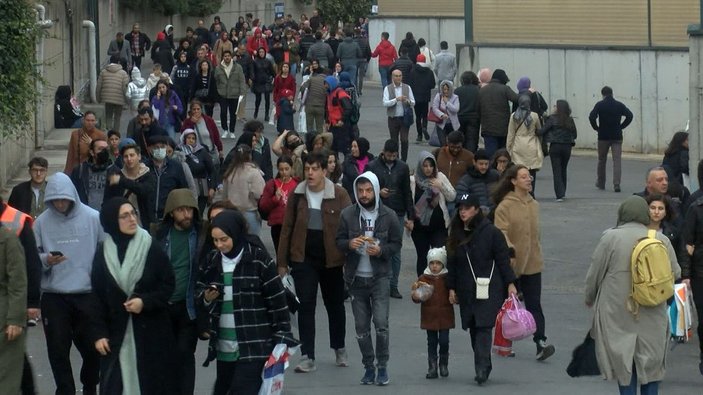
left=0, top=204, right=32, bottom=236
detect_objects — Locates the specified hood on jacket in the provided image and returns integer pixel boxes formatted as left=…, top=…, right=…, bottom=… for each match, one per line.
left=131, top=67, right=145, bottom=84
left=415, top=61, right=431, bottom=69
left=156, top=31, right=166, bottom=41
left=415, top=151, right=438, bottom=183
left=324, top=76, right=339, bottom=92
left=492, top=69, right=510, bottom=84
left=164, top=24, right=174, bottom=35
left=338, top=72, right=352, bottom=89
left=353, top=171, right=380, bottom=212
left=44, top=173, right=81, bottom=215
left=105, top=63, right=123, bottom=73
left=617, top=195, right=650, bottom=227
left=439, top=80, right=454, bottom=94
left=517, top=77, right=531, bottom=92
left=163, top=188, right=199, bottom=220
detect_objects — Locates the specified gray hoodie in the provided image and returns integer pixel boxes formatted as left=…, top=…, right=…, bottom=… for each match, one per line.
left=34, top=172, right=104, bottom=294
left=353, top=171, right=380, bottom=277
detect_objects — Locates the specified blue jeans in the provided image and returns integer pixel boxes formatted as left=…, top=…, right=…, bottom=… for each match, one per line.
left=483, top=135, right=506, bottom=158
left=427, top=329, right=449, bottom=359
left=379, top=66, right=390, bottom=89
left=349, top=276, right=390, bottom=369
left=242, top=210, right=261, bottom=236
left=165, top=124, right=176, bottom=140
left=618, top=364, right=659, bottom=395
left=343, top=64, right=358, bottom=87
left=290, top=62, right=298, bottom=76
left=390, top=214, right=405, bottom=289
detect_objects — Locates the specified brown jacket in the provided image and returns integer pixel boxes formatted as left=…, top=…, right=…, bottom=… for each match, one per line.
left=433, top=147, right=474, bottom=187
left=277, top=178, right=351, bottom=269
left=493, top=191, right=543, bottom=276
left=414, top=273, right=455, bottom=331
left=63, top=128, right=107, bottom=174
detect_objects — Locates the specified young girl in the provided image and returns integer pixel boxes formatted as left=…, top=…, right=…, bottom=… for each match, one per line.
left=411, top=247, right=455, bottom=379
left=258, top=156, right=299, bottom=251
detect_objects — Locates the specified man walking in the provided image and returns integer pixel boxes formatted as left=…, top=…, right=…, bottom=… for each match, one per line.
left=478, top=69, right=518, bottom=157
left=107, top=32, right=132, bottom=71
left=96, top=54, right=129, bottom=132
left=301, top=60, right=328, bottom=134
left=155, top=189, right=202, bottom=394
left=277, top=152, right=352, bottom=373
left=125, top=23, right=151, bottom=70
left=434, top=41, right=456, bottom=84
left=383, top=70, right=415, bottom=162
left=371, top=32, right=398, bottom=89
left=589, top=86, right=633, bottom=193
left=336, top=29, right=363, bottom=87
left=70, top=138, right=111, bottom=210
left=365, top=140, right=414, bottom=299
left=34, top=173, right=104, bottom=395
left=8, top=157, right=49, bottom=219
left=214, top=50, right=246, bottom=139
left=336, top=172, right=402, bottom=386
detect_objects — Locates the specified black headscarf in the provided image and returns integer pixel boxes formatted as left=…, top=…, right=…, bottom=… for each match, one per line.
left=492, top=69, right=510, bottom=85
left=210, top=209, right=248, bottom=259
left=356, top=137, right=370, bottom=158
left=100, top=197, right=136, bottom=262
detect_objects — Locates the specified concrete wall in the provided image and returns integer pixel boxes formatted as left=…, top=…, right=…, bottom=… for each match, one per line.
left=368, top=17, right=690, bottom=153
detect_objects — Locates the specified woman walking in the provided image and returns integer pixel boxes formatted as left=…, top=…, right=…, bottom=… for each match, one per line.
left=219, top=144, right=265, bottom=236
left=492, top=165, right=555, bottom=360
left=179, top=128, right=217, bottom=214
left=507, top=95, right=543, bottom=195
left=90, top=197, right=177, bottom=394
left=540, top=99, right=577, bottom=201
left=446, top=193, right=517, bottom=385
left=202, top=210, right=296, bottom=395
left=259, top=156, right=300, bottom=252
left=341, top=138, right=374, bottom=198
left=252, top=47, right=275, bottom=122
left=151, top=81, right=184, bottom=140
left=190, top=61, right=217, bottom=117
left=662, top=131, right=689, bottom=187
left=411, top=151, right=456, bottom=276
left=273, top=63, right=296, bottom=127
left=181, top=99, right=224, bottom=165
left=431, top=80, right=460, bottom=147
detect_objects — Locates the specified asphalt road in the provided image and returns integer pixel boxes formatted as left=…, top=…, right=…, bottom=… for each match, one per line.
left=25, top=77, right=701, bottom=395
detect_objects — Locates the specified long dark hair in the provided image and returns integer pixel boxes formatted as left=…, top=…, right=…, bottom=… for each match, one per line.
left=645, top=193, right=675, bottom=224
left=276, top=155, right=294, bottom=179
left=223, top=144, right=254, bottom=180
left=326, top=150, right=342, bottom=183
left=665, top=131, right=689, bottom=156
left=156, top=81, right=173, bottom=104
left=446, top=204, right=485, bottom=255
left=491, top=164, right=527, bottom=206
left=553, top=99, right=576, bottom=132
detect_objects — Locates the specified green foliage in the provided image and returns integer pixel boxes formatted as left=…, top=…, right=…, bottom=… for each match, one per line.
left=0, top=0, right=42, bottom=138
left=318, top=0, right=371, bottom=25
left=121, top=0, right=223, bottom=17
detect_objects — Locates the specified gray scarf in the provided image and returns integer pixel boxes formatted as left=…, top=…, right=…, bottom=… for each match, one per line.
left=513, top=94, right=533, bottom=128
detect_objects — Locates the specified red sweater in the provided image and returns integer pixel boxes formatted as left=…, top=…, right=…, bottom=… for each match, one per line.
left=246, top=30, right=269, bottom=56
left=371, top=40, right=398, bottom=67
left=180, top=114, right=223, bottom=153
left=259, top=177, right=299, bottom=225
left=273, top=75, right=297, bottom=117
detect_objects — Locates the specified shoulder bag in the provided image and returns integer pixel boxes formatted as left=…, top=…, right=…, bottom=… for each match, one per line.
left=466, top=251, right=493, bottom=300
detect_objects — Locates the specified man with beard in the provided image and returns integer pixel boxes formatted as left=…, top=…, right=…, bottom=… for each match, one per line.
left=336, top=172, right=401, bottom=385
left=70, top=139, right=111, bottom=210
left=154, top=189, right=202, bottom=394
left=63, top=112, right=106, bottom=174
left=365, top=140, right=414, bottom=299
left=125, top=23, right=151, bottom=71
left=132, top=107, right=168, bottom=155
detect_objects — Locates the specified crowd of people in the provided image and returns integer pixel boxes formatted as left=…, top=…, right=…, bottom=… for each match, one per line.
left=2, top=9, right=699, bottom=395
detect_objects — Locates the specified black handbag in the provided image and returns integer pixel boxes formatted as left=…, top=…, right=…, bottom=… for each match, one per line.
left=403, top=105, right=414, bottom=128
left=566, top=332, right=601, bottom=377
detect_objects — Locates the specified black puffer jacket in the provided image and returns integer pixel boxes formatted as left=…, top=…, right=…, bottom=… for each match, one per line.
left=408, top=64, right=436, bottom=103
left=365, top=156, right=414, bottom=219
left=683, top=197, right=703, bottom=279
left=540, top=115, right=577, bottom=145
left=455, top=166, right=500, bottom=211
left=389, top=56, right=413, bottom=84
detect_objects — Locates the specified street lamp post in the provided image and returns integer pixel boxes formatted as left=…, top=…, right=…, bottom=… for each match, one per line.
left=464, top=0, right=473, bottom=43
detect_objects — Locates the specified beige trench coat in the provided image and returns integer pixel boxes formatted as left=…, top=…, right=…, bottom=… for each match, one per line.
left=507, top=112, right=543, bottom=170
left=585, top=223, right=681, bottom=385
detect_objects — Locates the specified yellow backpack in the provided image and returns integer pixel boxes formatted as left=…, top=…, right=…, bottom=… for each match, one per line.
left=629, top=229, right=674, bottom=314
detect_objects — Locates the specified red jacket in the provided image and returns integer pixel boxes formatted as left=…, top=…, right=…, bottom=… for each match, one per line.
left=180, top=114, right=223, bottom=153
left=273, top=74, right=297, bottom=116
left=326, top=88, right=350, bottom=125
left=246, top=29, right=270, bottom=56
left=371, top=39, right=398, bottom=67
left=259, top=177, right=300, bottom=226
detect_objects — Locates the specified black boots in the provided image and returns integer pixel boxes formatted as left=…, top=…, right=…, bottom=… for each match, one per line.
left=474, top=369, right=488, bottom=385
left=439, top=354, right=449, bottom=377
left=426, top=358, right=438, bottom=379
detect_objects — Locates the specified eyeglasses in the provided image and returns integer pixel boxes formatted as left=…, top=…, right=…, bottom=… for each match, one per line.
left=118, top=210, right=139, bottom=220
left=29, top=168, right=47, bottom=174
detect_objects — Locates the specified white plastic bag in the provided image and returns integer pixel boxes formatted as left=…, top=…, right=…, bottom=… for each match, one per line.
left=412, top=283, right=434, bottom=302
left=258, top=343, right=296, bottom=395
left=298, top=107, right=307, bottom=134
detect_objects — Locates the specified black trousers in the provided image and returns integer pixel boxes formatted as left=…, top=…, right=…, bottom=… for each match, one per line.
left=167, top=301, right=198, bottom=395
left=22, top=354, right=35, bottom=395
left=213, top=359, right=265, bottom=395
left=132, top=55, right=143, bottom=70
left=411, top=223, right=448, bottom=277
left=270, top=224, right=282, bottom=254
left=549, top=143, right=572, bottom=199
left=254, top=92, right=270, bottom=119
left=458, top=119, right=480, bottom=153
left=388, top=116, right=410, bottom=162
left=414, top=101, right=429, bottom=138
left=220, top=98, right=239, bottom=133
left=290, top=262, right=346, bottom=360
left=41, top=293, right=100, bottom=395
left=469, top=325, right=493, bottom=376
left=516, top=273, right=547, bottom=344
left=426, top=329, right=449, bottom=359
left=690, top=277, right=703, bottom=354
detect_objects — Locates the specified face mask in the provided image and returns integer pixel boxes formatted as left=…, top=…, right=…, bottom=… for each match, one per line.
left=96, top=149, right=110, bottom=164
left=152, top=148, right=167, bottom=160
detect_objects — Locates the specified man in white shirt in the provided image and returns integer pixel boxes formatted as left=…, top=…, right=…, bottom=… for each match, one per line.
left=382, top=70, right=415, bottom=162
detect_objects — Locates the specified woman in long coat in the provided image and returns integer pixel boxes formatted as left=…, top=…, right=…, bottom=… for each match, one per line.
left=90, top=197, right=177, bottom=394
left=507, top=94, right=543, bottom=194
left=0, top=227, right=27, bottom=394
left=446, top=193, right=516, bottom=385
left=585, top=196, right=680, bottom=394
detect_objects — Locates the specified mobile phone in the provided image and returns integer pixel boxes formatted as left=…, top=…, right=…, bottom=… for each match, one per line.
left=49, top=251, right=64, bottom=257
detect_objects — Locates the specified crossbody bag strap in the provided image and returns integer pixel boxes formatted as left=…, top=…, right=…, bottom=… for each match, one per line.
left=465, top=249, right=495, bottom=282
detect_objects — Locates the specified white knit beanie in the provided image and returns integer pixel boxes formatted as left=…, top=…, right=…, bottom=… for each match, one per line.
left=426, top=246, right=447, bottom=267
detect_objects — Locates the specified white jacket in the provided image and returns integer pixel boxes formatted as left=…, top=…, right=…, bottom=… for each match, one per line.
left=126, top=67, right=149, bottom=110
